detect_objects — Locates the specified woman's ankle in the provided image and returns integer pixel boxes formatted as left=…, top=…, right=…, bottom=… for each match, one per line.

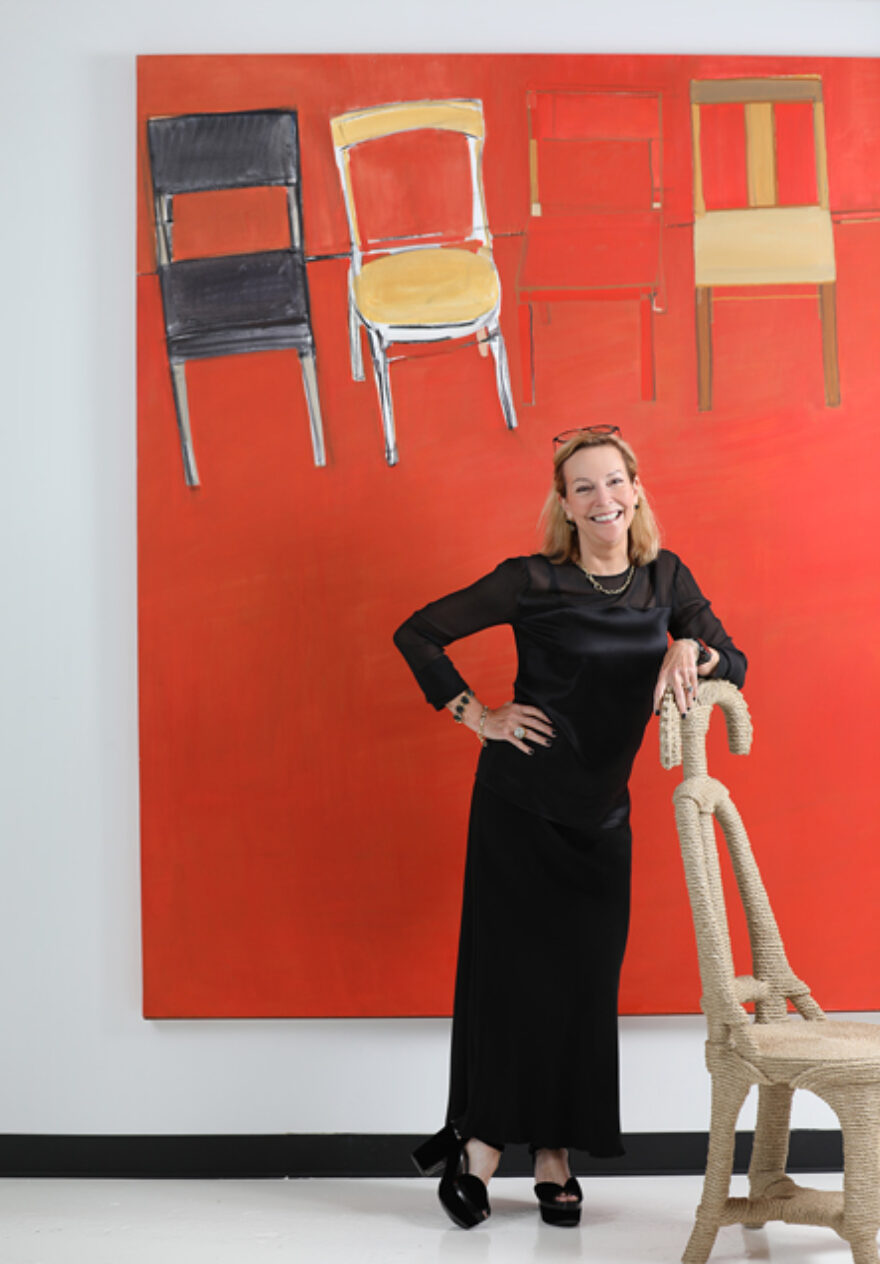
left=533, top=1147, right=572, bottom=1185
left=464, top=1137, right=502, bottom=1184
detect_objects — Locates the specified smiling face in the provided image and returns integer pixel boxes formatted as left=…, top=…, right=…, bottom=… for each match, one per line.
left=559, top=443, right=640, bottom=568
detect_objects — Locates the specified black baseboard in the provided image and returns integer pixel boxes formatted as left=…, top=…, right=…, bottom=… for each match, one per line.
left=0, top=1130, right=842, bottom=1179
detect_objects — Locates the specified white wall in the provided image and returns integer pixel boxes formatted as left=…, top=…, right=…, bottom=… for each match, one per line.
left=3, top=0, right=879, bottom=1138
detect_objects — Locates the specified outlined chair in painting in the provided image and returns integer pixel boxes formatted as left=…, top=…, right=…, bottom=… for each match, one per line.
left=330, top=99, right=517, bottom=467
left=660, top=679, right=880, bottom=1264
left=518, top=87, right=664, bottom=405
left=691, top=77, right=840, bottom=411
left=147, top=110, right=325, bottom=487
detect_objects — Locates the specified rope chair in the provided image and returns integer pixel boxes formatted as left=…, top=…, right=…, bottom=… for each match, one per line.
left=660, top=680, right=880, bottom=1264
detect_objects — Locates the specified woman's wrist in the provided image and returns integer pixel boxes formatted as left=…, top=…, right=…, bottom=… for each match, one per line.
left=449, top=689, right=474, bottom=724
left=697, top=646, right=720, bottom=677
left=447, top=690, right=488, bottom=737
left=686, top=638, right=715, bottom=671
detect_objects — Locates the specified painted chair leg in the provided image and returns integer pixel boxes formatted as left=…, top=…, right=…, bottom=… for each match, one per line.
left=518, top=302, right=534, bottom=405
left=819, top=282, right=841, bottom=407
left=640, top=292, right=656, bottom=402
left=366, top=327, right=398, bottom=467
left=298, top=349, right=326, bottom=468
left=488, top=324, right=518, bottom=431
left=170, top=359, right=200, bottom=488
left=349, top=294, right=365, bottom=382
left=695, top=287, right=713, bottom=413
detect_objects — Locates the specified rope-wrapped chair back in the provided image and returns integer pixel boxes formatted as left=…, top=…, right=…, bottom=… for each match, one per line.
left=660, top=681, right=823, bottom=1051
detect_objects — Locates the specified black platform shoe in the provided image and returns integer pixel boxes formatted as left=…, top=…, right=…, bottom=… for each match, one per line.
left=411, top=1125, right=490, bottom=1229
left=534, top=1176, right=583, bottom=1227
left=411, top=1123, right=458, bottom=1176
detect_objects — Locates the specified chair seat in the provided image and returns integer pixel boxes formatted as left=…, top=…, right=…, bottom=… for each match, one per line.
left=161, top=250, right=312, bottom=358
left=352, top=247, right=499, bottom=327
left=747, top=1019, right=880, bottom=1071
left=519, top=213, right=662, bottom=293
left=694, top=206, right=836, bottom=286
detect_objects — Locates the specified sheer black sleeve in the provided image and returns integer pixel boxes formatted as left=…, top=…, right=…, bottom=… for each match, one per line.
left=393, top=557, right=528, bottom=709
left=667, top=557, right=747, bottom=688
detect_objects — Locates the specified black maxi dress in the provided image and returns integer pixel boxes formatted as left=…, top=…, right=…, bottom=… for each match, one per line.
left=393, top=550, right=746, bottom=1157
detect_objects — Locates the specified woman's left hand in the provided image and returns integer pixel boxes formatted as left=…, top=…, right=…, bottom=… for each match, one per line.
left=653, top=639, right=700, bottom=716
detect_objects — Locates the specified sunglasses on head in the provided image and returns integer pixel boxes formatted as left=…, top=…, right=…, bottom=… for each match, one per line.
left=552, top=425, right=621, bottom=449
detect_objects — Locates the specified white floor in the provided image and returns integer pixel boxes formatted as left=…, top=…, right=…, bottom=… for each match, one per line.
left=0, top=1173, right=868, bottom=1264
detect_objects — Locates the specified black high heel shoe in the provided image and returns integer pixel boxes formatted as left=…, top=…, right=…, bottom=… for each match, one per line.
left=411, top=1123, right=457, bottom=1176
left=534, top=1176, right=583, bottom=1227
left=411, top=1125, right=490, bottom=1229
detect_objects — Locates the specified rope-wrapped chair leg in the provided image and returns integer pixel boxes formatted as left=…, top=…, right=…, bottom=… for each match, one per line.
left=747, top=1083, right=797, bottom=1214
left=683, top=1068, right=751, bottom=1264
left=821, top=1086, right=880, bottom=1264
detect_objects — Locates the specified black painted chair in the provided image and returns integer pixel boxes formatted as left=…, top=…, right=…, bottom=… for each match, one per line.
left=147, top=110, right=325, bottom=486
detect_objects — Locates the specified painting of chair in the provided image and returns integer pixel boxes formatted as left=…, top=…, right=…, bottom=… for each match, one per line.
left=660, top=680, right=880, bottom=1264
left=517, top=87, right=664, bottom=405
left=147, top=110, right=325, bottom=486
left=691, top=77, right=840, bottom=411
left=330, top=99, right=517, bottom=467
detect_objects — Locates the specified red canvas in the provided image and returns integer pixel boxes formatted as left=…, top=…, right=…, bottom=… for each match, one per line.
left=138, top=54, right=880, bottom=1017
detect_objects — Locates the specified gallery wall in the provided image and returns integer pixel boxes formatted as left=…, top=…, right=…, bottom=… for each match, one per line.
left=2, top=0, right=879, bottom=1137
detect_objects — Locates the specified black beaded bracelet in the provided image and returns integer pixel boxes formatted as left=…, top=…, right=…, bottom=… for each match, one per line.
left=452, top=689, right=473, bottom=723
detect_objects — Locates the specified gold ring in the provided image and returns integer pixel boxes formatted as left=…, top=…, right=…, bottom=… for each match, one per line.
left=513, top=725, right=526, bottom=739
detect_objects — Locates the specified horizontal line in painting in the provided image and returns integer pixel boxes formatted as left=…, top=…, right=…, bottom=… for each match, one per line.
left=691, top=78, right=822, bottom=106
left=831, top=209, right=880, bottom=223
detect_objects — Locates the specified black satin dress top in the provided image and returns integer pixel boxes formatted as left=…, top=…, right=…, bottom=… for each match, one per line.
left=393, top=550, right=746, bottom=829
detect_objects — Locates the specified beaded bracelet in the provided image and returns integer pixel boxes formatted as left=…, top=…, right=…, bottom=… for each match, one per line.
left=477, top=705, right=489, bottom=748
left=452, top=689, right=473, bottom=723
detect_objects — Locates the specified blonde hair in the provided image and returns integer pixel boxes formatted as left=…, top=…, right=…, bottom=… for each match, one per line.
left=540, top=431, right=661, bottom=567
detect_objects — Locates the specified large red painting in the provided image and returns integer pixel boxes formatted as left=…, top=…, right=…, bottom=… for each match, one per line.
left=138, top=54, right=880, bottom=1017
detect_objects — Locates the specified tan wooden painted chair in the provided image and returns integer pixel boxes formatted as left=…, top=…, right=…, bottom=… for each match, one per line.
left=330, top=99, right=517, bottom=467
left=660, top=679, right=880, bottom=1264
left=691, top=76, right=840, bottom=411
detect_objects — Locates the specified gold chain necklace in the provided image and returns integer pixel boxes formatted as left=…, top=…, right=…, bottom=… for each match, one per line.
left=579, top=562, right=635, bottom=595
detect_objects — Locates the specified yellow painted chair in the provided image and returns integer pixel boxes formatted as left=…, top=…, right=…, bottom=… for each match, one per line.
left=330, top=99, right=517, bottom=466
left=691, top=77, right=840, bottom=411
left=661, top=680, right=880, bottom=1264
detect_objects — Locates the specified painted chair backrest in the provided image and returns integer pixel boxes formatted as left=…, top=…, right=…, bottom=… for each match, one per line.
left=691, top=76, right=829, bottom=217
left=329, top=98, right=490, bottom=264
left=526, top=87, right=662, bottom=217
left=147, top=110, right=303, bottom=266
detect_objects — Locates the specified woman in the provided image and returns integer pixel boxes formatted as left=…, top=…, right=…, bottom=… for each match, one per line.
left=393, top=426, right=746, bottom=1230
